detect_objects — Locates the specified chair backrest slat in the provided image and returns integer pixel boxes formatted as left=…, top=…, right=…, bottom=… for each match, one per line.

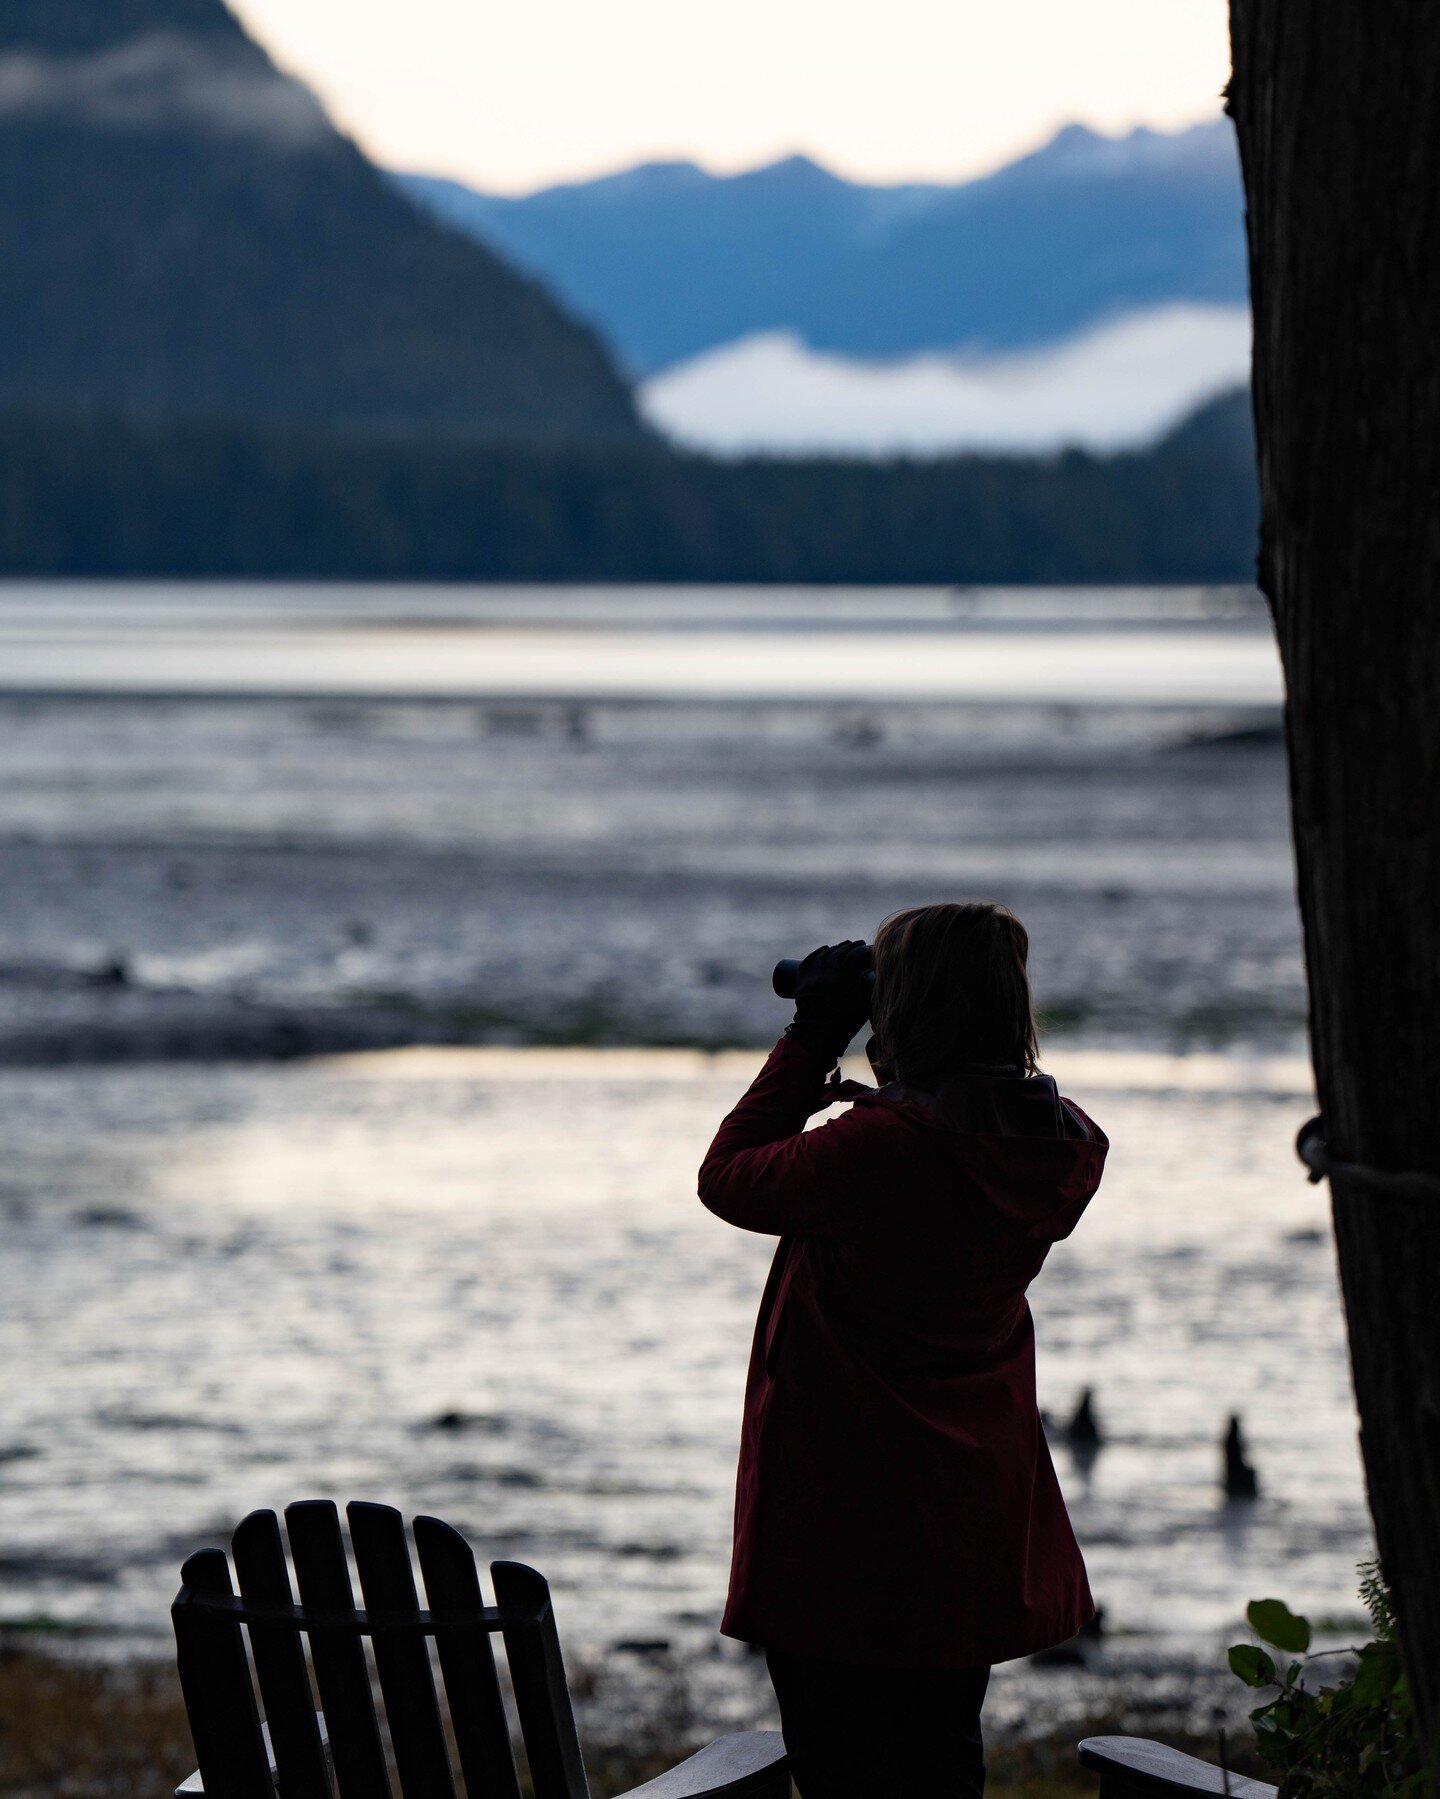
left=172, top=1547, right=277, bottom=1799
left=175, top=1505, right=590, bottom=1799
left=491, top=1562, right=589, bottom=1799
left=414, top=1515, right=523, bottom=1799
left=285, top=1500, right=392, bottom=1799
left=233, top=1510, right=333, bottom=1799
left=347, top=1502, right=457, bottom=1799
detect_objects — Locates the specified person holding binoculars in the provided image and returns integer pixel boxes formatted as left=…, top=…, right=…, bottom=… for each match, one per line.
left=699, top=902, right=1108, bottom=1799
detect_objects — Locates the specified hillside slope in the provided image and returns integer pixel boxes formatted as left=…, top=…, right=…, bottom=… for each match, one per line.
left=0, top=0, right=644, bottom=440
left=403, top=121, right=1245, bottom=374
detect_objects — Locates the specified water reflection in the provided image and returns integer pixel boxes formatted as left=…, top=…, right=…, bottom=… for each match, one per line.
left=2, top=1046, right=1365, bottom=1717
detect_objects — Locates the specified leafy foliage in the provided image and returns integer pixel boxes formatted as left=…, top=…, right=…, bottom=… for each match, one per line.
left=1230, top=1644, right=1277, bottom=1688
left=1246, top=1599, right=1312, bottom=1656
left=1228, top=1564, right=1427, bottom=1797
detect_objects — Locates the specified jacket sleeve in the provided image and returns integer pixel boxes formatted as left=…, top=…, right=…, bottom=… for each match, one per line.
left=697, top=1036, right=894, bottom=1238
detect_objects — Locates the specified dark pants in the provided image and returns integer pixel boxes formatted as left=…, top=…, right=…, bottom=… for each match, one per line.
left=766, top=1646, right=990, bottom=1799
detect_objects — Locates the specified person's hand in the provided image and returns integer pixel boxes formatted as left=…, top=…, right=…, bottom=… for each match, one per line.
left=803, top=1069, right=877, bottom=1115
left=784, top=940, right=872, bottom=1067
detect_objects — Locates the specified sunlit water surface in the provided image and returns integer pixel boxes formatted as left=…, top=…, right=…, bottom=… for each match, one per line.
left=0, top=582, right=1279, bottom=706
left=1, top=1045, right=1366, bottom=1737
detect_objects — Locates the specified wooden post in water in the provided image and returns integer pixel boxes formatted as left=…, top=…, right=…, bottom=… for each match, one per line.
left=1227, top=0, right=1440, bottom=1770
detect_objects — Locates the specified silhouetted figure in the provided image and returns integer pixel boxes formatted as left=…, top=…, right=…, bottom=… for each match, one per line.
left=1223, top=1414, right=1259, bottom=1499
left=1066, top=1388, right=1103, bottom=1452
left=1031, top=1605, right=1106, bottom=1668
left=701, top=909, right=1108, bottom=1799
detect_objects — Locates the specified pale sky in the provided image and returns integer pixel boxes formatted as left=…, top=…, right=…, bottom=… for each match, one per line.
left=229, top=0, right=1231, bottom=195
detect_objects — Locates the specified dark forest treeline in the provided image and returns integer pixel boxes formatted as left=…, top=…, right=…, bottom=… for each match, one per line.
left=0, top=394, right=1258, bottom=583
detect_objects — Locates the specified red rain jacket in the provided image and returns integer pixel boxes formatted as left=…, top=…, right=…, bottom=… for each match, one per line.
left=699, top=1035, right=1107, bottom=1670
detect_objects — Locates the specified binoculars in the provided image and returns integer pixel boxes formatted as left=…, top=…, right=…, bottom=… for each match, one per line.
left=772, top=956, right=876, bottom=999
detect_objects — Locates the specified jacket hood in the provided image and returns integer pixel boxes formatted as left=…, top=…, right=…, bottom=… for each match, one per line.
left=857, top=1070, right=1106, bottom=1241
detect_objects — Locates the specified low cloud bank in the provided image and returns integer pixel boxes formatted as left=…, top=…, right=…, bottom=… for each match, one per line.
left=641, top=304, right=1253, bottom=456
left=0, top=33, right=333, bottom=152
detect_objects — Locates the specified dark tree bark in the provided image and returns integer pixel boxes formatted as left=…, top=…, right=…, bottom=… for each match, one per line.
left=1228, top=0, right=1440, bottom=1758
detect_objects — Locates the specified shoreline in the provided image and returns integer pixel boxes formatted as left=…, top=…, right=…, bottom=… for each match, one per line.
left=0, top=981, right=1312, bottom=1071
left=0, top=1641, right=1270, bottom=1799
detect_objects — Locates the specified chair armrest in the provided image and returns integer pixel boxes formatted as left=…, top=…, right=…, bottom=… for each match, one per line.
left=175, top=1716, right=331, bottom=1797
left=1079, top=1735, right=1278, bottom=1797
left=613, top=1730, right=789, bottom=1799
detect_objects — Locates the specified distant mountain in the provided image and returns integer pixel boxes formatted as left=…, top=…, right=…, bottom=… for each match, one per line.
left=401, top=121, right=1246, bottom=375
left=2, top=0, right=246, bottom=53
left=1159, top=384, right=1255, bottom=459
left=0, top=0, right=644, bottom=441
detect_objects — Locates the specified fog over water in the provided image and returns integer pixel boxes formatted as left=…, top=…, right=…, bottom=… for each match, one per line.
left=0, top=583, right=1361, bottom=1740
left=641, top=306, right=1253, bottom=456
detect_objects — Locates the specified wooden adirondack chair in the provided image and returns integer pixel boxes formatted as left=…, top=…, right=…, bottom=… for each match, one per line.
left=1079, top=1735, right=1279, bottom=1796
left=171, top=1499, right=789, bottom=1799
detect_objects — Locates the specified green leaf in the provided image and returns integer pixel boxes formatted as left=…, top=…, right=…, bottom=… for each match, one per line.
left=1350, top=1643, right=1400, bottom=1706
left=1230, top=1643, right=1278, bottom=1687
left=1248, top=1597, right=1313, bottom=1653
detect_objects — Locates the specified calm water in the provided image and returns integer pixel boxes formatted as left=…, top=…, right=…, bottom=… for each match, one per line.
left=0, top=582, right=1362, bottom=1740
left=0, top=582, right=1298, bottom=1057
left=0, top=581, right=1279, bottom=705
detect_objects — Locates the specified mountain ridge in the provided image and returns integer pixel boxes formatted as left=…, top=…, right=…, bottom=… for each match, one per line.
left=401, top=119, right=1245, bottom=374
left=0, top=0, right=249, bottom=55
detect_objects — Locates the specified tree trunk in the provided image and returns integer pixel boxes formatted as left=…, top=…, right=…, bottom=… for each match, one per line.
left=1228, top=0, right=1440, bottom=1759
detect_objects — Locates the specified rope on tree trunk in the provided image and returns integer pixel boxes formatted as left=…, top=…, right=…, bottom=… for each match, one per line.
left=1296, top=1117, right=1440, bottom=1200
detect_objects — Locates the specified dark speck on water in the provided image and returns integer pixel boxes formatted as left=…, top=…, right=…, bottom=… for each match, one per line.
left=73, top=1205, right=145, bottom=1229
